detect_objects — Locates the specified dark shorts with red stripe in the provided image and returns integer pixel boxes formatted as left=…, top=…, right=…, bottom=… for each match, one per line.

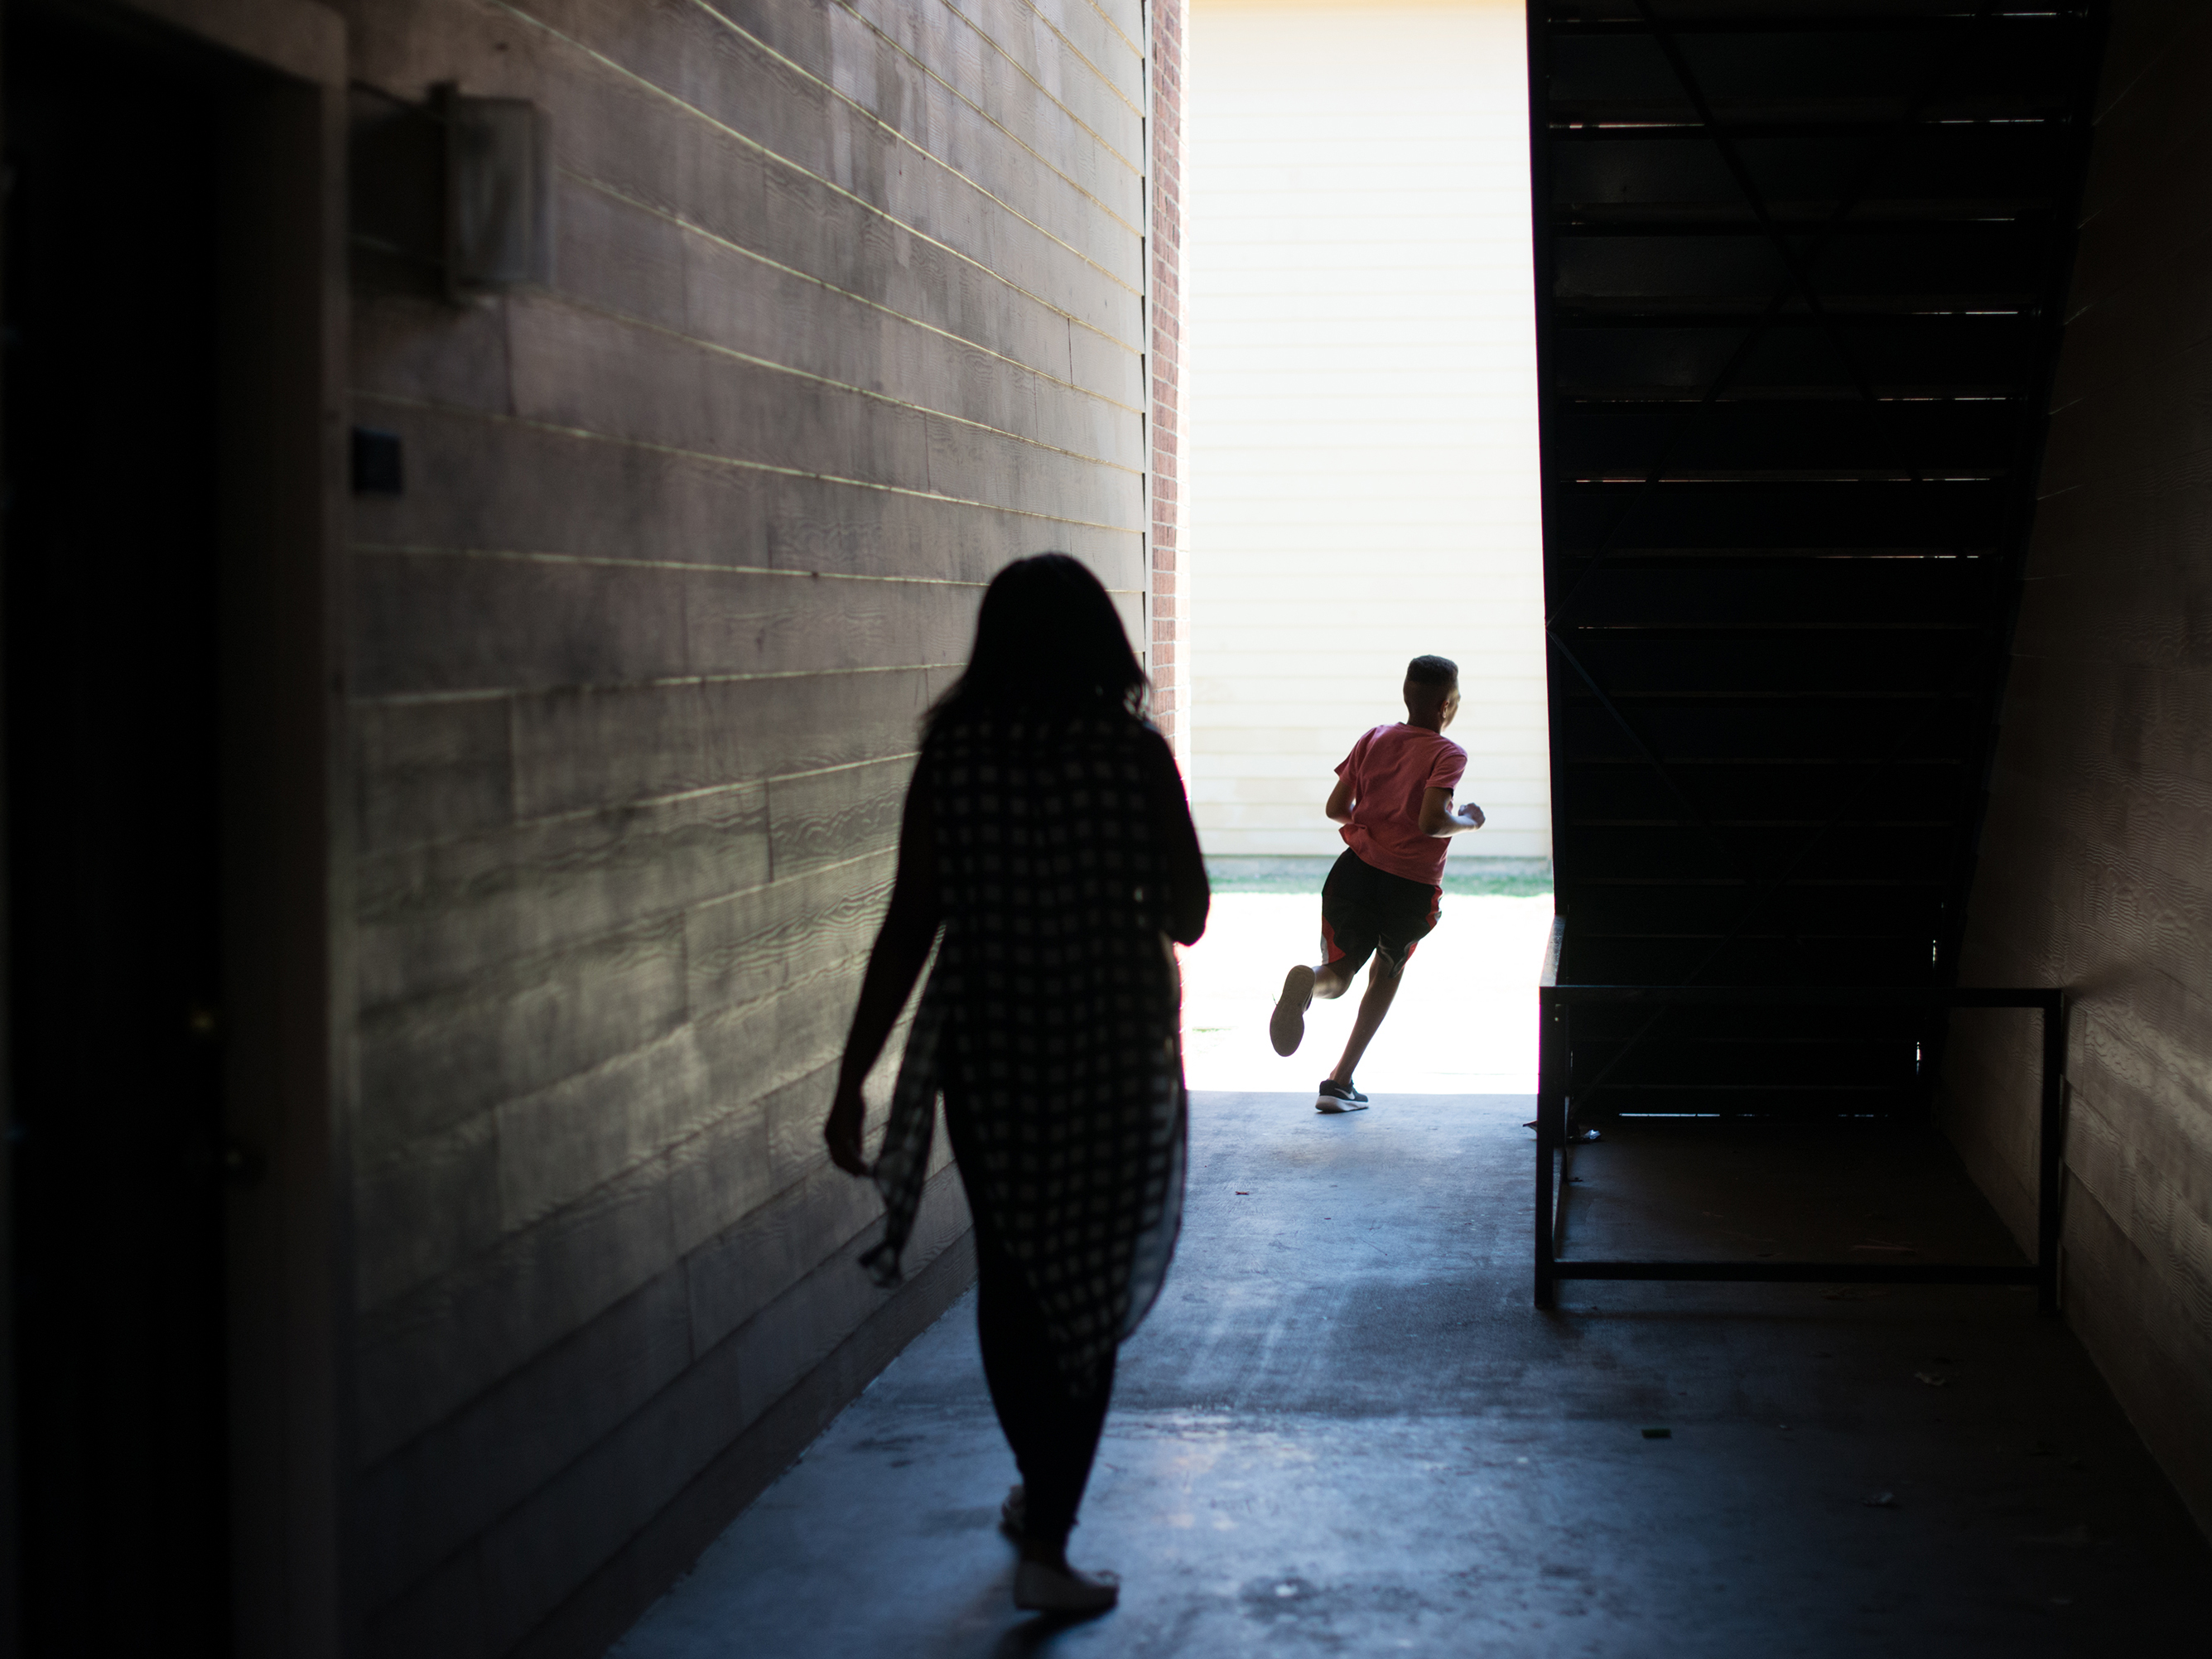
left=1320, top=848, right=1441, bottom=977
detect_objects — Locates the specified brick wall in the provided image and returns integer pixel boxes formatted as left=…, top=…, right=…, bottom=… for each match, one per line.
left=337, top=2, right=1155, bottom=1652
left=1945, top=0, right=2212, bottom=1540
left=1151, top=0, right=1186, bottom=754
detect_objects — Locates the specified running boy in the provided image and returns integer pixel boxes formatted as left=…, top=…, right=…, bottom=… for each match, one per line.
left=1269, top=655, right=1484, bottom=1112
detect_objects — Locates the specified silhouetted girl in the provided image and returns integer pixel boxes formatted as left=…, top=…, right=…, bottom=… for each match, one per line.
left=826, top=553, right=1208, bottom=1613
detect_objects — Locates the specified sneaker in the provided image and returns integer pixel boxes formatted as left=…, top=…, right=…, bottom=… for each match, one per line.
left=1270, top=965, right=1316, bottom=1056
left=1315, top=1079, right=1369, bottom=1113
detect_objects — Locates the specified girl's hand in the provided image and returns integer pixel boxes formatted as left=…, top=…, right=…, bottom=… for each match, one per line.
left=823, top=1075, right=870, bottom=1175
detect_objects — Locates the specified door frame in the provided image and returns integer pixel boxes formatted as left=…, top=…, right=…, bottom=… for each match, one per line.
left=0, top=3, right=354, bottom=1655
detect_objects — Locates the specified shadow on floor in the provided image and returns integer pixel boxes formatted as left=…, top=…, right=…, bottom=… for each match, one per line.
left=611, top=1091, right=2212, bottom=1658
left=1558, top=1115, right=2034, bottom=1266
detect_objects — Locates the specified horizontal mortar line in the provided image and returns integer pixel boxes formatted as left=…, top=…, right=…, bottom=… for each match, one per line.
left=345, top=542, right=1138, bottom=602
left=496, top=0, right=1144, bottom=318
left=358, top=760, right=924, bottom=865
left=689, top=0, right=1145, bottom=245
left=571, top=173, right=1143, bottom=417
left=974, top=0, right=1145, bottom=124
left=359, top=1018, right=928, bottom=1253
left=360, top=837, right=897, bottom=946
left=354, top=1145, right=956, bottom=1618
left=349, top=684, right=511, bottom=707
left=826, top=0, right=1144, bottom=204
left=350, top=545, right=997, bottom=584
left=1067, top=0, right=1144, bottom=70
left=352, top=662, right=965, bottom=709
left=348, top=391, right=1147, bottom=535
left=761, top=750, right=923, bottom=785
left=537, top=289, right=1145, bottom=478
left=357, top=895, right=918, bottom=1068
left=352, top=1112, right=914, bottom=1461
left=884, top=0, right=1144, bottom=181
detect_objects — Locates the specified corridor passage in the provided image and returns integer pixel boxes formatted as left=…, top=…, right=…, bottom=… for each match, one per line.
left=612, top=1091, right=2211, bottom=1657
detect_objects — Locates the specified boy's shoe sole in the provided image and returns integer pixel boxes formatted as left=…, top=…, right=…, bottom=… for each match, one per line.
left=1270, top=966, right=1316, bottom=1056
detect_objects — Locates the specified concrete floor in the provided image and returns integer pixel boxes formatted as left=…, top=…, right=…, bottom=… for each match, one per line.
left=611, top=1089, right=2212, bottom=1658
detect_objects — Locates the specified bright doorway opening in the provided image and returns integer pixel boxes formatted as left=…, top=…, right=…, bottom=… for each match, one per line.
left=1179, top=0, right=1552, bottom=1092
left=1183, top=0, right=1549, bottom=868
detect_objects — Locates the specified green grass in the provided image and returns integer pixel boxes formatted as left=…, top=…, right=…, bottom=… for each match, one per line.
left=1439, top=872, right=1555, bottom=899
left=1204, top=866, right=1343, bottom=895
left=1205, top=856, right=1553, bottom=901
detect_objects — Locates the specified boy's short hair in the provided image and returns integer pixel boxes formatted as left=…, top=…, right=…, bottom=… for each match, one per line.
left=1405, top=654, right=1459, bottom=688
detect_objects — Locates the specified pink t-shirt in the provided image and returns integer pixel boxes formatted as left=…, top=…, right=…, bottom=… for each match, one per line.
left=1336, top=723, right=1468, bottom=885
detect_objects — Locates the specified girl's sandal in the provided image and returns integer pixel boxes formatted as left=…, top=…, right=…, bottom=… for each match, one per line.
left=1013, top=1559, right=1120, bottom=1613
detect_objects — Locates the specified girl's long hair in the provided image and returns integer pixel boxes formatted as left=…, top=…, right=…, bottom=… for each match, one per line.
left=925, top=553, right=1149, bottom=739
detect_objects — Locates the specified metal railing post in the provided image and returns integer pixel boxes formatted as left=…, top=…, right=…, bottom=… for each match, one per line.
left=2037, top=991, right=2066, bottom=1315
left=1535, top=918, right=1568, bottom=1309
left=1536, top=991, right=1561, bottom=1309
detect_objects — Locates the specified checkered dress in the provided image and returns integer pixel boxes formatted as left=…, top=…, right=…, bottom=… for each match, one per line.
left=863, top=711, right=1188, bottom=1385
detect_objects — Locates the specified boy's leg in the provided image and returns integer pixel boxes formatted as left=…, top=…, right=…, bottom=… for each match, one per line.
left=1328, top=950, right=1407, bottom=1087
left=1270, top=957, right=1361, bottom=1057
left=1322, top=880, right=1439, bottom=1092
left=1269, top=964, right=1317, bottom=1057
left=1271, top=858, right=1374, bottom=1055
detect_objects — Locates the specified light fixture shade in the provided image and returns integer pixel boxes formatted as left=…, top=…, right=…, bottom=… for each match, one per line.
left=437, top=86, right=551, bottom=298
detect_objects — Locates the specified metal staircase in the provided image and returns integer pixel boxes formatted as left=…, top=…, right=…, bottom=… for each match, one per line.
left=1528, top=0, right=2104, bottom=1126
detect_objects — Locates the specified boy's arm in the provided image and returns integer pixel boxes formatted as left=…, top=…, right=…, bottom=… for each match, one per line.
left=1418, top=787, right=1485, bottom=837
left=1324, top=776, right=1357, bottom=825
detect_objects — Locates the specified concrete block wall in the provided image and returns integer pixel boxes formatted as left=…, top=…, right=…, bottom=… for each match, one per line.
left=338, top=1, right=1155, bottom=1652
left=1946, top=0, right=2212, bottom=1541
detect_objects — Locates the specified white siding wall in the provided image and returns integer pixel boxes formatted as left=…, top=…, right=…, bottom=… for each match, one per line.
left=1185, top=0, right=1549, bottom=861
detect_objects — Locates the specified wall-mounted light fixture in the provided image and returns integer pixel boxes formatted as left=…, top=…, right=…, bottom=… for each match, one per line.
left=434, top=84, right=552, bottom=301
left=349, top=84, right=554, bottom=304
